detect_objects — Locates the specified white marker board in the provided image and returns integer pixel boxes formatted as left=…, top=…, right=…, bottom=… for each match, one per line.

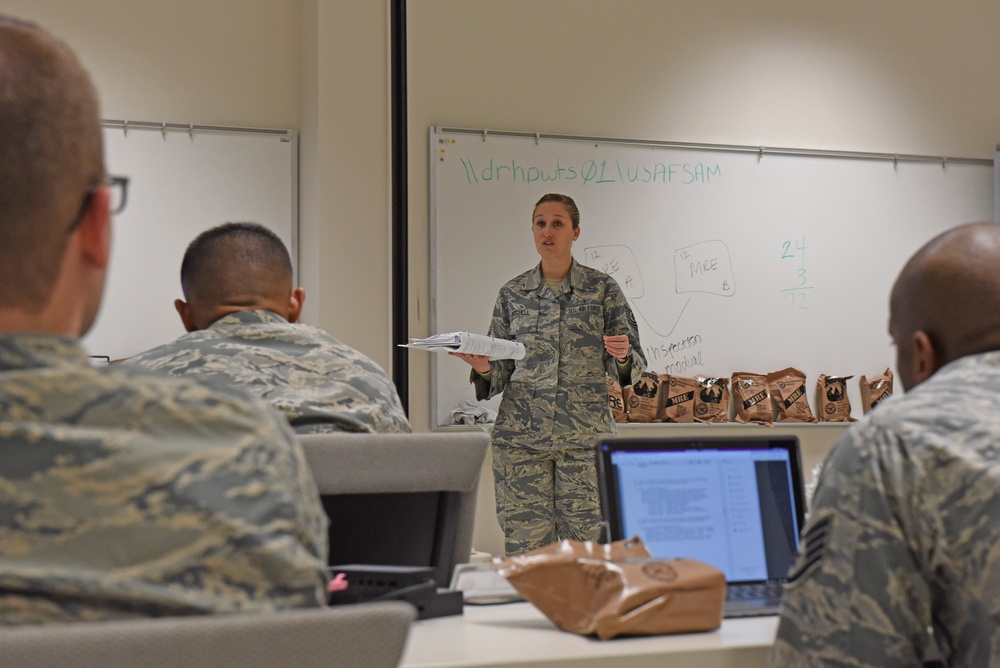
left=430, top=127, right=994, bottom=427
left=83, top=125, right=297, bottom=360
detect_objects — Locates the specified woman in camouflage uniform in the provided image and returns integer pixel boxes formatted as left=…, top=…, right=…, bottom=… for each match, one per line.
left=453, top=193, right=646, bottom=555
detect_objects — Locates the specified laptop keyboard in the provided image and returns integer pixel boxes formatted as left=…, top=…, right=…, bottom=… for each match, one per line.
left=726, top=583, right=784, bottom=603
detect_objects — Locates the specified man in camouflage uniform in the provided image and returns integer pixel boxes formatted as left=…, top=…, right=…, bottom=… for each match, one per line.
left=0, top=16, right=329, bottom=623
left=456, top=194, right=645, bottom=555
left=771, top=222, right=1000, bottom=667
left=126, top=222, right=410, bottom=434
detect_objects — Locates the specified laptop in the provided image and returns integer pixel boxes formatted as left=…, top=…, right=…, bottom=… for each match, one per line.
left=596, top=434, right=806, bottom=618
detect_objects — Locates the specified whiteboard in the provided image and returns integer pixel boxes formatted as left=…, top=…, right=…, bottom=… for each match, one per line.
left=430, top=127, right=994, bottom=427
left=83, top=125, right=297, bottom=360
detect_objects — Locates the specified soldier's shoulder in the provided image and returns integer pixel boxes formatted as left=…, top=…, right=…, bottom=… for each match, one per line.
left=573, top=261, right=620, bottom=287
left=498, top=267, right=537, bottom=290
left=574, top=261, right=609, bottom=279
left=106, top=363, right=285, bottom=433
left=121, top=332, right=213, bottom=367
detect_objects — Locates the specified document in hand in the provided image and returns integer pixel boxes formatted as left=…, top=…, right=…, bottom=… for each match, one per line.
left=401, top=331, right=525, bottom=360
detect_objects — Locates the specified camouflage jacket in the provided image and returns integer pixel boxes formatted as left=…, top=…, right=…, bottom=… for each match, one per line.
left=0, top=334, right=329, bottom=624
left=771, top=351, right=1000, bottom=667
left=126, top=310, right=410, bottom=434
left=473, top=260, right=645, bottom=448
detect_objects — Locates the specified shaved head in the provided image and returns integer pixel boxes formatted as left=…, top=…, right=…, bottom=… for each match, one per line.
left=889, top=222, right=1000, bottom=389
left=178, top=222, right=298, bottom=329
left=0, top=16, right=104, bottom=310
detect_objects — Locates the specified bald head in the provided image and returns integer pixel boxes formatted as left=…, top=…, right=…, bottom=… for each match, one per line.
left=176, top=222, right=302, bottom=330
left=0, top=16, right=104, bottom=310
left=889, top=222, right=1000, bottom=390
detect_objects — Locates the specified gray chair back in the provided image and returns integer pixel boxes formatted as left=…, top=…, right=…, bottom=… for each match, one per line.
left=298, top=430, right=489, bottom=585
left=0, top=601, right=416, bottom=668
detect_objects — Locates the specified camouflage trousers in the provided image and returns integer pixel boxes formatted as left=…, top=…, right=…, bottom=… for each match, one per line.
left=492, top=442, right=602, bottom=556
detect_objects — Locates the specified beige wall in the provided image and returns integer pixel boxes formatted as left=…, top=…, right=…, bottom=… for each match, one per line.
left=5, top=1, right=1000, bottom=554
left=8, top=0, right=1000, bottom=423
left=405, top=0, right=1000, bottom=430
left=0, top=0, right=394, bottom=371
left=0, top=0, right=300, bottom=128
left=298, top=1, right=392, bottom=357
left=405, top=1, right=1000, bottom=554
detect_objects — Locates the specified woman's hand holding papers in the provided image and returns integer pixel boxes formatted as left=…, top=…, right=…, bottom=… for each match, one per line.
left=450, top=352, right=491, bottom=374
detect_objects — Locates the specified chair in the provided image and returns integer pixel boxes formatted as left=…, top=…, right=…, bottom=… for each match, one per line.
left=0, top=601, right=415, bottom=668
left=298, top=430, right=490, bottom=587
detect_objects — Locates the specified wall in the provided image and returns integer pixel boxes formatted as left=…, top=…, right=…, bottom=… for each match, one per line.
left=297, top=1, right=393, bottom=360
left=0, top=1, right=299, bottom=128
left=7, top=1, right=1000, bottom=556
left=406, top=1, right=1000, bottom=555
left=405, top=0, right=1000, bottom=434
left=12, top=0, right=1000, bottom=425
left=0, top=0, right=395, bottom=373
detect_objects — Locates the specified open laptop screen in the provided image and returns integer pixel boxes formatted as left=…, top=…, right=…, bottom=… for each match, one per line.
left=597, top=435, right=805, bottom=584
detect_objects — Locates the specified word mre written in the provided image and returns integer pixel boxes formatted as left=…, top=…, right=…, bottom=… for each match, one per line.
left=459, top=157, right=720, bottom=186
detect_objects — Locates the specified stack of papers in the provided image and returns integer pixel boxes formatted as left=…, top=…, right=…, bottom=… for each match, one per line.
left=450, top=563, right=524, bottom=605
left=400, top=331, right=525, bottom=360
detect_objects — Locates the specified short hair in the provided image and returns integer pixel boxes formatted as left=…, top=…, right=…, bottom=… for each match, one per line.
left=534, top=193, right=581, bottom=229
left=180, top=222, right=293, bottom=305
left=0, top=16, right=104, bottom=309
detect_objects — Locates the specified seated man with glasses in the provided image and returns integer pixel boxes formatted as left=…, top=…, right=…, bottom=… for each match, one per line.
left=126, top=222, right=410, bottom=434
left=0, top=16, right=329, bottom=624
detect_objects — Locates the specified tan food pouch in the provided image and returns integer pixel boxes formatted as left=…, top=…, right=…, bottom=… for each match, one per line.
left=627, top=371, right=665, bottom=422
left=662, top=375, right=699, bottom=423
left=767, top=367, right=816, bottom=423
left=816, top=374, right=855, bottom=422
left=693, top=376, right=730, bottom=423
left=860, top=368, right=894, bottom=414
left=731, top=372, right=773, bottom=425
left=495, top=537, right=725, bottom=640
left=606, top=374, right=629, bottom=423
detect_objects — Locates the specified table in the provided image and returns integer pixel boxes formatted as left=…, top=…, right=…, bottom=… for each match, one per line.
left=400, top=602, right=778, bottom=668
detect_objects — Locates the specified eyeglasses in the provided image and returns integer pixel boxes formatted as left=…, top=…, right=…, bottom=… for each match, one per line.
left=67, top=175, right=130, bottom=232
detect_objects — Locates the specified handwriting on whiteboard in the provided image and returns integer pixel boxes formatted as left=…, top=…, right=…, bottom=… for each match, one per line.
left=780, top=234, right=813, bottom=309
left=583, top=240, right=735, bottom=375
left=457, top=157, right=721, bottom=186
left=674, top=240, right=736, bottom=297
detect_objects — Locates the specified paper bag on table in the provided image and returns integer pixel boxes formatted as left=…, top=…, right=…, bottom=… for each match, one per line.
left=494, top=537, right=725, bottom=640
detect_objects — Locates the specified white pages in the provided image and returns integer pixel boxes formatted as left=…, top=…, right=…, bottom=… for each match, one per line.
left=400, top=331, right=525, bottom=360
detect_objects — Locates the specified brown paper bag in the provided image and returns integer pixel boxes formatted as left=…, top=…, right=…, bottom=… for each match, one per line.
left=816, top=374, right=855, bottom=422
left=693, top=376, right=730, bottom=423
left=767, top=367, right=817, bottom=423
left=627, top=371, right=665, bottom=422
left=662, top=375, right=699, bottom=423
left=731, top=371, right=773, bottom=425
left=606, top=374, right=629, bottom=423
left=860, top=368, right=894, bottom=414
left=495, top=537, right=725, bottom=640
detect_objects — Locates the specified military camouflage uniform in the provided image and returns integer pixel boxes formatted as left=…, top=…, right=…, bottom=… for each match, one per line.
left=126, top=310, right=410, bottom=434
left=0, top=334, right=329, bottom=624
left=771, top=351, right=1000, bottom=667
left=473, top=260, right=645, bottom=554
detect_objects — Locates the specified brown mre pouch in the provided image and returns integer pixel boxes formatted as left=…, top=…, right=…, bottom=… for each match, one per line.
left=767, top=367, right=817, bottom=423
left=693, top=376, right=730, bottom=423
left=816, top=374, right=855, bottom=422
left=606, top=374, right=629, bottom=423
left=662, top=375, right=699, bottom=423
left=731, top=371, right=773, bottom=425
left=495, top=537, right=725, bottom=640
left=860, top=368, right=894, bottom=414
left=627, top=371, right=665, bottom=422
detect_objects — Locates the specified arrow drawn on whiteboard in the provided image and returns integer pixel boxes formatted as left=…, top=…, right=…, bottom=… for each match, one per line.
left=631, top=296, right=691, bottom=338
left=582, top=240, right=737, bottom=338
